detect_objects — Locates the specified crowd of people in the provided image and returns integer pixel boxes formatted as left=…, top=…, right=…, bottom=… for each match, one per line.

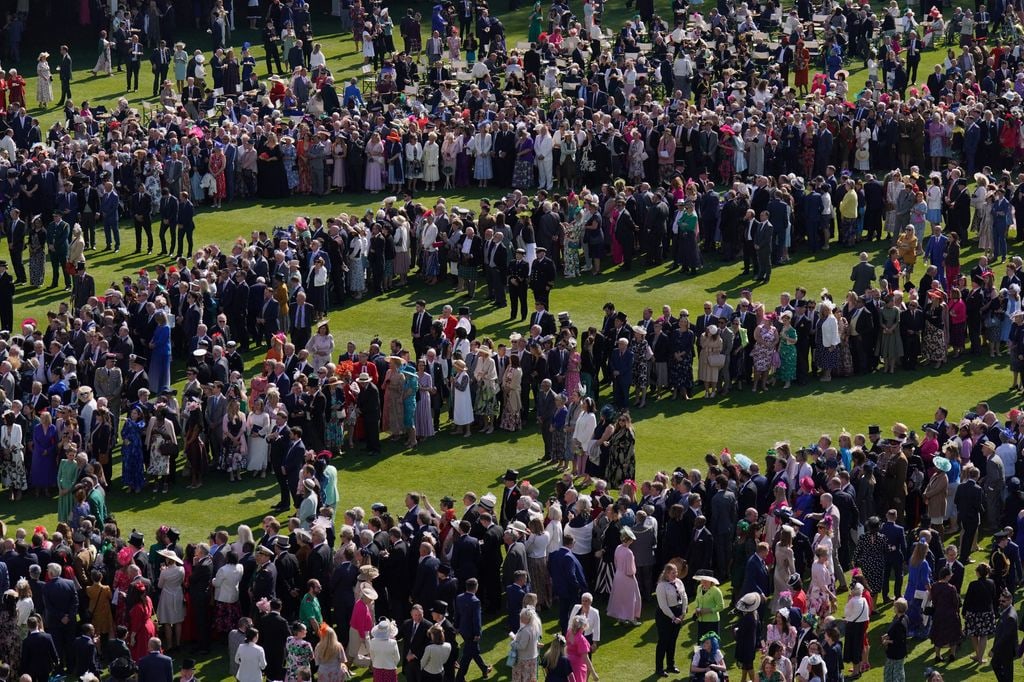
left=7, top=0, right=1024, bottom=680
left=3, top=400, right=1024, bottom=682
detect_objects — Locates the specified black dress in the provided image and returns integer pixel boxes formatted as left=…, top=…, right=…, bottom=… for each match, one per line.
left=257, top=145, right=289, bottom=199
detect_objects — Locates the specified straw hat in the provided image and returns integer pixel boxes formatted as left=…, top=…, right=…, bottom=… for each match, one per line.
left=157, top=549, right=183, bottom=564
left=736, top=592, right=762, bottom=612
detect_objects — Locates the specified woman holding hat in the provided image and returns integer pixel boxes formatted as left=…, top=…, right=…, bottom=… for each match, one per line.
left=452, top=359, right=473, bottom=437
left=157, top=549, right=186, bottom=651
left=607, top=526, right=642, bottom=625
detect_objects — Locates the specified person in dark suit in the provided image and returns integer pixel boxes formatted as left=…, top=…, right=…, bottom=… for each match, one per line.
left=330, top=550, right=359, bottom=641
left=449, top=522, right=479, bottom=592
left=149, top=40, right=171, bottom=98
left=257, top=600, right=290, bottom=681
left=6, top=208, right=27, bottom=283
left=454, top=579, right=490, bottom=680
left=258, top=288, right=280, bottom=347
left=56, top=45, right=73, bottom=105
left=685, top=517, right=715, bottom=598
left=71, top=623, right=101, bottom=676
left=136, top=637, right=173, bottom=682
left=429, top=601, right=460, bottom=682
left=130, top=184, right=153, bottom=254
left=477, top=514, right=504, bottom=613
left=955, top=468, right=986, bottom=562
left=283, top=428, right=307, bottom=509
left=397, top=605, right=429, bottom=681
left=411, top=300, right=433, bottom=359
left=529, top=302, right=556, bottom=337
left=265, top=411, right=291, bottom=511
left=412, top=543, right=441, bottom=608
left=483, top=231, right=508, bottom=307
left=20, top=616, right=60, bottom=682
left=609, top=337, right=634, bottom=408
left=42, top=563, right=79, bottom=670
left=188, top=547, right=214, bottom=653
left=157, top=188, right=178, bottom=256
left=71, top=261, right=95, bottom=313
left=740, top=543, right=771, bottom=599
left=0, top=260, right=13, bottom=333
left=880, top=510, right=907, bottom=601
left=174, top=192, right=195, bottom=259
left=528, top=246, right=556, bottom=307
left=992, top=588, right=1018, bottom=682
left=499, top=469, right=522, bottom=526
left=250, top=547, right=278, bottom=612
left=355, top=374, right=380, bottom=455
left=507, top=248, right=530, bottom=321
left=289, top=292, right=315, bottom=351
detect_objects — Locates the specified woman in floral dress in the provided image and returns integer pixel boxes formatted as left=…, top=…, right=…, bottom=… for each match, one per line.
left=285, top=622, right=314, bottom=682
left=564, top=347, right=581, bottom=397
left=629, top=327, right=651, bottom=408
left=281, top=136, right=299, bottom=191
left=564, top=206, right=583, bottom=278
left=751, top=317, right=779, bottom=393
left=669, top=317, right=695, bottom=399
left=500, top=354, right=523, bottom=431
left=923, top=291, right=948, bottom=367
left=120, top=407, right=147, bottom=494
left=28, top=217, right=46, bottom=286
left=325, top=378, right=347, bottom=452
left=296, top=130, right=312, bottom=194
left=145, top=409, right=176, bottom=493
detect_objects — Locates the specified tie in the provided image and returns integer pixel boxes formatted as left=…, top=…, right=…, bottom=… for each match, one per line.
left=298, top=305, right=304, bottom=328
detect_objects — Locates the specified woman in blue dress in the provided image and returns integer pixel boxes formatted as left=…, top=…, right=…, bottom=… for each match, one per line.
left=148, top=312, right=172, bottom=393
left=904, top=537, right=933, bottom=639
left=30, top=411, right=58, bottom=495
left=120, top=407, right=147, bottom=494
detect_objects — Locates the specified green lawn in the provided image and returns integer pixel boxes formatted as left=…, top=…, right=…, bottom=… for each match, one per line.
left=3, top=4, right=1008, bottom=682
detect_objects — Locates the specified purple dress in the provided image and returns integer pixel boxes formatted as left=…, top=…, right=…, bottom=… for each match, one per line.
left=455, top=134, right=472, bottom=187
left=415, top=372, right=435, bottom=438
left=30, top=423, right=58, bottom=488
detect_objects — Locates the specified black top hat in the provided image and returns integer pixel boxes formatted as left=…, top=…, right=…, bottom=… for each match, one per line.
left=129, top=530, right=144, bottom=547
left=868, top=425, right=881, bottom=435
left=430, top=600, right=448, bottom=615
left=503, top=469, right=519, bottom=481
left=458, top=306, right=470, bottom=316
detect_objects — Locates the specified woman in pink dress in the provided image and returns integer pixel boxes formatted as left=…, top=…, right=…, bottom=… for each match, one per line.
left=564, top=349, right=581, bottom=397
left=608, top=204, right=623, bottom=265
left=606, top=527, right=642, bottom=624
left=565, top=615, right=591, bottom=682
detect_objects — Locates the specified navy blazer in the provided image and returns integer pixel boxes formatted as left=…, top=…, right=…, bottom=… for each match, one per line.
left=137, top=650, right=174, bottom=682
left=20, top=630, right=59, bottom=681
left=741, top=553, right=770, bottom=597
left=450, top=534, right=480, bottom=582
left=454, top=591, right=482, bottom=638
left=880, top=521, right=907, bottom=559
left=412, top=554, right=440, bottom=607
left=42, top=576, right=79, bottom=627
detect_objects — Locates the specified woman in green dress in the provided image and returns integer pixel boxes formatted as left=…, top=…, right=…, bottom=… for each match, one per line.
left=57, top=445, right=81, bottom=524
left=528, top=3, right=543, bottom=43
left=877, top=294, right=904, bottom=373
left=778, top=311, right=798, bottom=388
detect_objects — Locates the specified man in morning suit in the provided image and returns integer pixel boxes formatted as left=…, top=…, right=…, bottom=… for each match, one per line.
left=42, top=563, right=78, bottom=671
left=20, top=616, right=60, bottom=682
left=411, top=299, right=433, bottom=359
left=398, top=604, right=429, bottom=681
left=454, top=578, right=490, bottom=681
left=6, top=208, right=27, bottom=283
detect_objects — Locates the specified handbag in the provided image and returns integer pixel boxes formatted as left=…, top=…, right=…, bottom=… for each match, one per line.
left=707, top=353, right=726, bottom=368
left=506, top=641, right=519, bottom=667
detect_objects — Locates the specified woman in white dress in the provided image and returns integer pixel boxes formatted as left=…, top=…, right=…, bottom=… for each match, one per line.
left=245, top=399, right=271, bottom=475
left=36, top=53, right=53, bottom=107
left=854, top=121, right=871, bottom=172
left=235, top=628, right=267, bottom=682
left=361, top=22, right=375, bottom=62
left=92, top=31, right=112, bottom=75
left=971, top=175, right=993, bottom=253
left=155, top=550, right=186, bottom=650
left=452, top=359, right=473, bottom=436
left=422, top=131, right=440, bottom=191
left=472, top=123, right=493, bottom=187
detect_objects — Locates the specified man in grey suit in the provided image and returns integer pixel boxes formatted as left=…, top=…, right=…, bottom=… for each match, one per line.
left=162, top=151, right=184, bottom=197
left=535, top=379, right=556, bottom=462
left=94, top=353, right=124, bottom=434
left=709, top=474, right=738, bottom=579
left=205, top=382, right=228, bottom=470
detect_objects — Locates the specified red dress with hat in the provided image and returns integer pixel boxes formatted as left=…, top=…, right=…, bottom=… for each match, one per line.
left=128, top=594, right=157, bottom=661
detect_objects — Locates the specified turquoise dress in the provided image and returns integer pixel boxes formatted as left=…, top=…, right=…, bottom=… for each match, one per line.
left=402, top=368, right=418, bottom=429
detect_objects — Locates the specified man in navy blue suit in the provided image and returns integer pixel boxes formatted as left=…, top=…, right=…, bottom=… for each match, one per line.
left=609, top=336, right=634, bottom=409
left=42, top=563, right=78, bottom=671
left=880, top=509, right=907, bottom=601
left=548, top=535, right=588, bottom=633
left=20, top=615, right=59, bottom=682
left=454, top=578, right=491, bottom=681
left=741, top=542, right=771, bottom=619
left=137, top=637, right=173, bottom=682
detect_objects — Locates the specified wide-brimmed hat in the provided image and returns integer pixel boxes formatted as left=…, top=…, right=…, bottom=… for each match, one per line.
left=371, top=619, right=398, bottom=640
left=358, top=582, right=378, bottom=600
left=479, top=493, right=497, bottom=509
left=356, top=372, right=372, bottom=383
left=507, top=520, right=528, bottom=535
left=933, top=456, right=952, bottom=473
left=736, top=592, right=762, bottom=612
left=694, top=570, right=720, bottom=585
left=157, top=549, right=182, bottom=564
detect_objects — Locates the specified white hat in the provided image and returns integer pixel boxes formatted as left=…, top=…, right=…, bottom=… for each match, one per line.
left=507, top=520, right=528, bottom=535
left=479, top=493, right=497, bottom=509
left=736, top=592, right=762, bottom=612
left=356, top=372, right=372, bottom=383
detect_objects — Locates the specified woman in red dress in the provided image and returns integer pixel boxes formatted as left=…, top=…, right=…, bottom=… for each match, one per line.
left=7, top=70, right=25, bottom=109
left=128, top=583, right=157, bottom=661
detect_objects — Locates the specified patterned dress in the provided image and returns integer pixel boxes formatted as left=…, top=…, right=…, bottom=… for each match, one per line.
left=285, top=636, right=314, bottom=682
left=778, top=326, right=798, bottom=382
left=629, top=338, right=650, bottom=390
left=121, top=418, right=147, bottom=491
left=752, top=324, right=778, bottom=372
left=282, top=143, right=299, bottom=190
left=669, top=329, right=695, bottom=392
